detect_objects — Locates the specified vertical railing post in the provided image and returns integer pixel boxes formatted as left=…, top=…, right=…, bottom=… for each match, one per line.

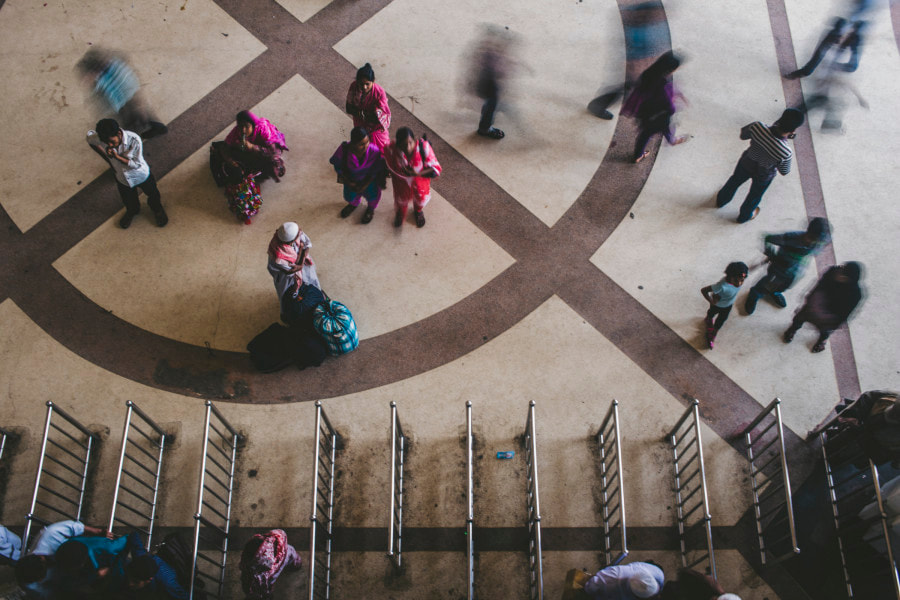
left=188, top=401, right=241, bottom=600
left=387, top=401, right=406, bottom=571
left=596, top=399, right=628, bottom=567
left=23, top=402, right=97, bottom=549
left=524, top=400, right=543, bottom=600
left=739, top=398, right=799, bottom=565
left=108, top=401, right=169, bottom=549
left=0, top=427, right=12, bottom=465
left=466, top=401, right=475, bottom=600
left=820, top=423, right=900, bottom=599
left=308, top=401, right=340, bottom=600
left=666, top=399, right=716, bottom=579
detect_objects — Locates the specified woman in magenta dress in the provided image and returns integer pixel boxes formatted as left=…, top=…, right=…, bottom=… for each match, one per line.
left=383, top=127, right=441, bottom=228
left=345, top=63, right=391, bottom=151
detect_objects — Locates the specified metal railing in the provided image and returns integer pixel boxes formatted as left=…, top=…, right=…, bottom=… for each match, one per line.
left=22, top=402, right=97, bottom=549
left=189, top=401, right=242, bottom=600
left=309, top=401, right=340, bottom=600
left=523, top=400, right=543, bottom=600
left=739, top=398, right=799, bottom=565
left=596, top=399, right=628, bottom=567
left=666, top=399, right=716, bottom=578
left=387, top=401, right=407, bottom=571
left=0, top=427, right=11, bottom=465
left=466, top=401, right=475, bottom=600
left=107, top=401, right=168, bottom=549
left=821, top=425, right=900, bottom=599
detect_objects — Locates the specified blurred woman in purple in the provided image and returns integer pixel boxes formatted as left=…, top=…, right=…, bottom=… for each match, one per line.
left=239, top=529, right=302, bottom=600
left=621, top=51, right=689, bottom=163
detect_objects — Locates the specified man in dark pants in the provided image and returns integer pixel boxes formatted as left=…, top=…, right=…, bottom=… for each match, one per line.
left=715, top=108, right=804, bottom=223
left=744, top=218, right=830, bottom=314
left=86, top=118, right=168, bottom=229
left=785, top=18, right=866, bottom=79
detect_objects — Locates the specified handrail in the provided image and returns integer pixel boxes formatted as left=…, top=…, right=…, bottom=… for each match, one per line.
left=0, top=426, right=11, bottom=465
left=524, top=400, right=543, bottom=600
left=23, top=402, right=97, bottom=549
left=189, top=401, right=242, bottom=600
left=596, top=399, right=628, bottom=567
left=739, top=398, right=799, bottom=565
left=308, top=401, right=340, bottom=600
left=665, top=400, right=716, bottom=579
left=387, top=402, right=407, bottom=571
left=107, top=401, right=168, bottom=549
left=821, top=425, right=900, bottom=599
left=466, top=401, right=475, bottom=600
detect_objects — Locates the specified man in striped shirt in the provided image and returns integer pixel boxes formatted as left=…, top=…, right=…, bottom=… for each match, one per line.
left=715, top=108, right=804, bottom=223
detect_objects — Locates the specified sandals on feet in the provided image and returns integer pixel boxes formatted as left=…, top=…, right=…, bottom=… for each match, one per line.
left=415, top=211, right=426, bottom=228
left=340, top=204, right=356, bottom=218
left=812, top=341, right=827, bottom=353
left=634, top=150, right=650, bottom=164
left=477, top=127, right=505, bottom=139
left=361, top=207, right=374, bottom=224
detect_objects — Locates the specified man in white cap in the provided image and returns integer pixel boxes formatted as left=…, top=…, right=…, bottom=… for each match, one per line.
left=584, top=561, right=664, bottom=599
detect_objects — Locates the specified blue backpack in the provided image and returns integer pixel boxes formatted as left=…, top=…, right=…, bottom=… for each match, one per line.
left=313, top=300, right=359, bottom=356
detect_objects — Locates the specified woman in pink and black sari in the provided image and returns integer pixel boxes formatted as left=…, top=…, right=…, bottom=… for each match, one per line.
left=239, top=529, right=302, bottom=600
left=345, top=63, right=391, bottom=151
left=212, top=110, right=289, bottom=185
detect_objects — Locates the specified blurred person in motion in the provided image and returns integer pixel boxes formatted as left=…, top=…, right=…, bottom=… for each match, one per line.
left=76, top=48, right=167, bottom=139
left=744, top=218, right=831, bottom=315
left=621, top=51, right=689, bottom=163
left=714, top=108, right=804, bottom=223
left=584, top=560, right=664, bottom=599
left=471, top=24, right=512, bottom=139
left=588, top=1, right=669, bottom=119
left=783, top=261, right=863, bottom=353
left=346, top=63, right=391, bottom=151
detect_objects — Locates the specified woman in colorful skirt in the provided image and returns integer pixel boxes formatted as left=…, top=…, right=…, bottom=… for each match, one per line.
left=330, top=127, right=386, bottom=224
left=239, top=529, right=302, bottom=600
left=383, top=127, right=442, bottom=228
left=345, top=63, right=391, bottom=151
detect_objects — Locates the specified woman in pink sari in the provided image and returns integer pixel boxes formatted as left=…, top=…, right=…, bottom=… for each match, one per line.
left=212, top=110, right=289, bottom=184
left=383, top=127, right=441, bottom=228
left=239, top=529, right=302, bottom=600
left=345, top=63, right=391, bottom=151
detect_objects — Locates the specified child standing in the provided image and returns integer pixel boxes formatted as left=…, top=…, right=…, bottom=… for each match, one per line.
left=700, top=262, right=749, bottom=349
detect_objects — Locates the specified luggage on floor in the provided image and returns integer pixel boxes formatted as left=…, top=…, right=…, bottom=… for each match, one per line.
left=280, top=283, right=326, bottom=329
left=313, top=299, right=359, bottom=356
left=247, top=323, right=328, bottom=373
left=225, top=172, right=262, bottom=223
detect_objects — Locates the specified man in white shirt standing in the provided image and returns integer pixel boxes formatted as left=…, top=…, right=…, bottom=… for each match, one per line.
left=86, top=118, right=168, bottom=229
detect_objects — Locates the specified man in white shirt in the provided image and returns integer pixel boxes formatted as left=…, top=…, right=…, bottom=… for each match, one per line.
left=584, top=561, right=665, bottom=599
left=86, top=118, right=168, bottom=229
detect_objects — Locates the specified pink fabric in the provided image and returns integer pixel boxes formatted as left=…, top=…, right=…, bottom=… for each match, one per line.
left=267, top=232, right=298, bottom=264
left=240, top=529, right=302, bottom=599
left=225, top=111, right=289, bottom=151
left=346, top=81, right=391, bottom=150
left=384, top=139, right=441, bottom=216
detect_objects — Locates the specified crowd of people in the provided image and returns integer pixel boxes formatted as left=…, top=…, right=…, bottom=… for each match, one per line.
left=0, top=520, right=303, bottom=599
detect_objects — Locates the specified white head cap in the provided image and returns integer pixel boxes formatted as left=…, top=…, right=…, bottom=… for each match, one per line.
left=629, top=572, right=660, bottom=598
left=277, top=222, right=299, bottom=242
left=717, top=595, right=742, bottom=600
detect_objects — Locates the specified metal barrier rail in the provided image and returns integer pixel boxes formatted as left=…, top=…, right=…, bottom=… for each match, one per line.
left=821, top=427, right=900, bottom=599
left=387, top=401, right=407, bottom=571
left=466, top=401, right=475, bottom=600
left=596, top=399, right=628, bottom=567
left=107, top=401, right=168, bottom=549
left=0, top=427, right=11, bottom=464
left=189, top=401, right=242, bottom=600
left=666, top=399, right=716, bottom=579
left=524, top=400, right=543, bottom=600
left=739, top=398, right=799, bottom=566
left=309, top=401, right=340, bottom=600
left=22, top=401, right=97, bottom=549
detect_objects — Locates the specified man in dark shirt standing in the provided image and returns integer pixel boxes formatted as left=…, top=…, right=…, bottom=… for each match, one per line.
left=715, top=109, right=804, bottom=223
left=744, top=218, right=830, bottom=315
